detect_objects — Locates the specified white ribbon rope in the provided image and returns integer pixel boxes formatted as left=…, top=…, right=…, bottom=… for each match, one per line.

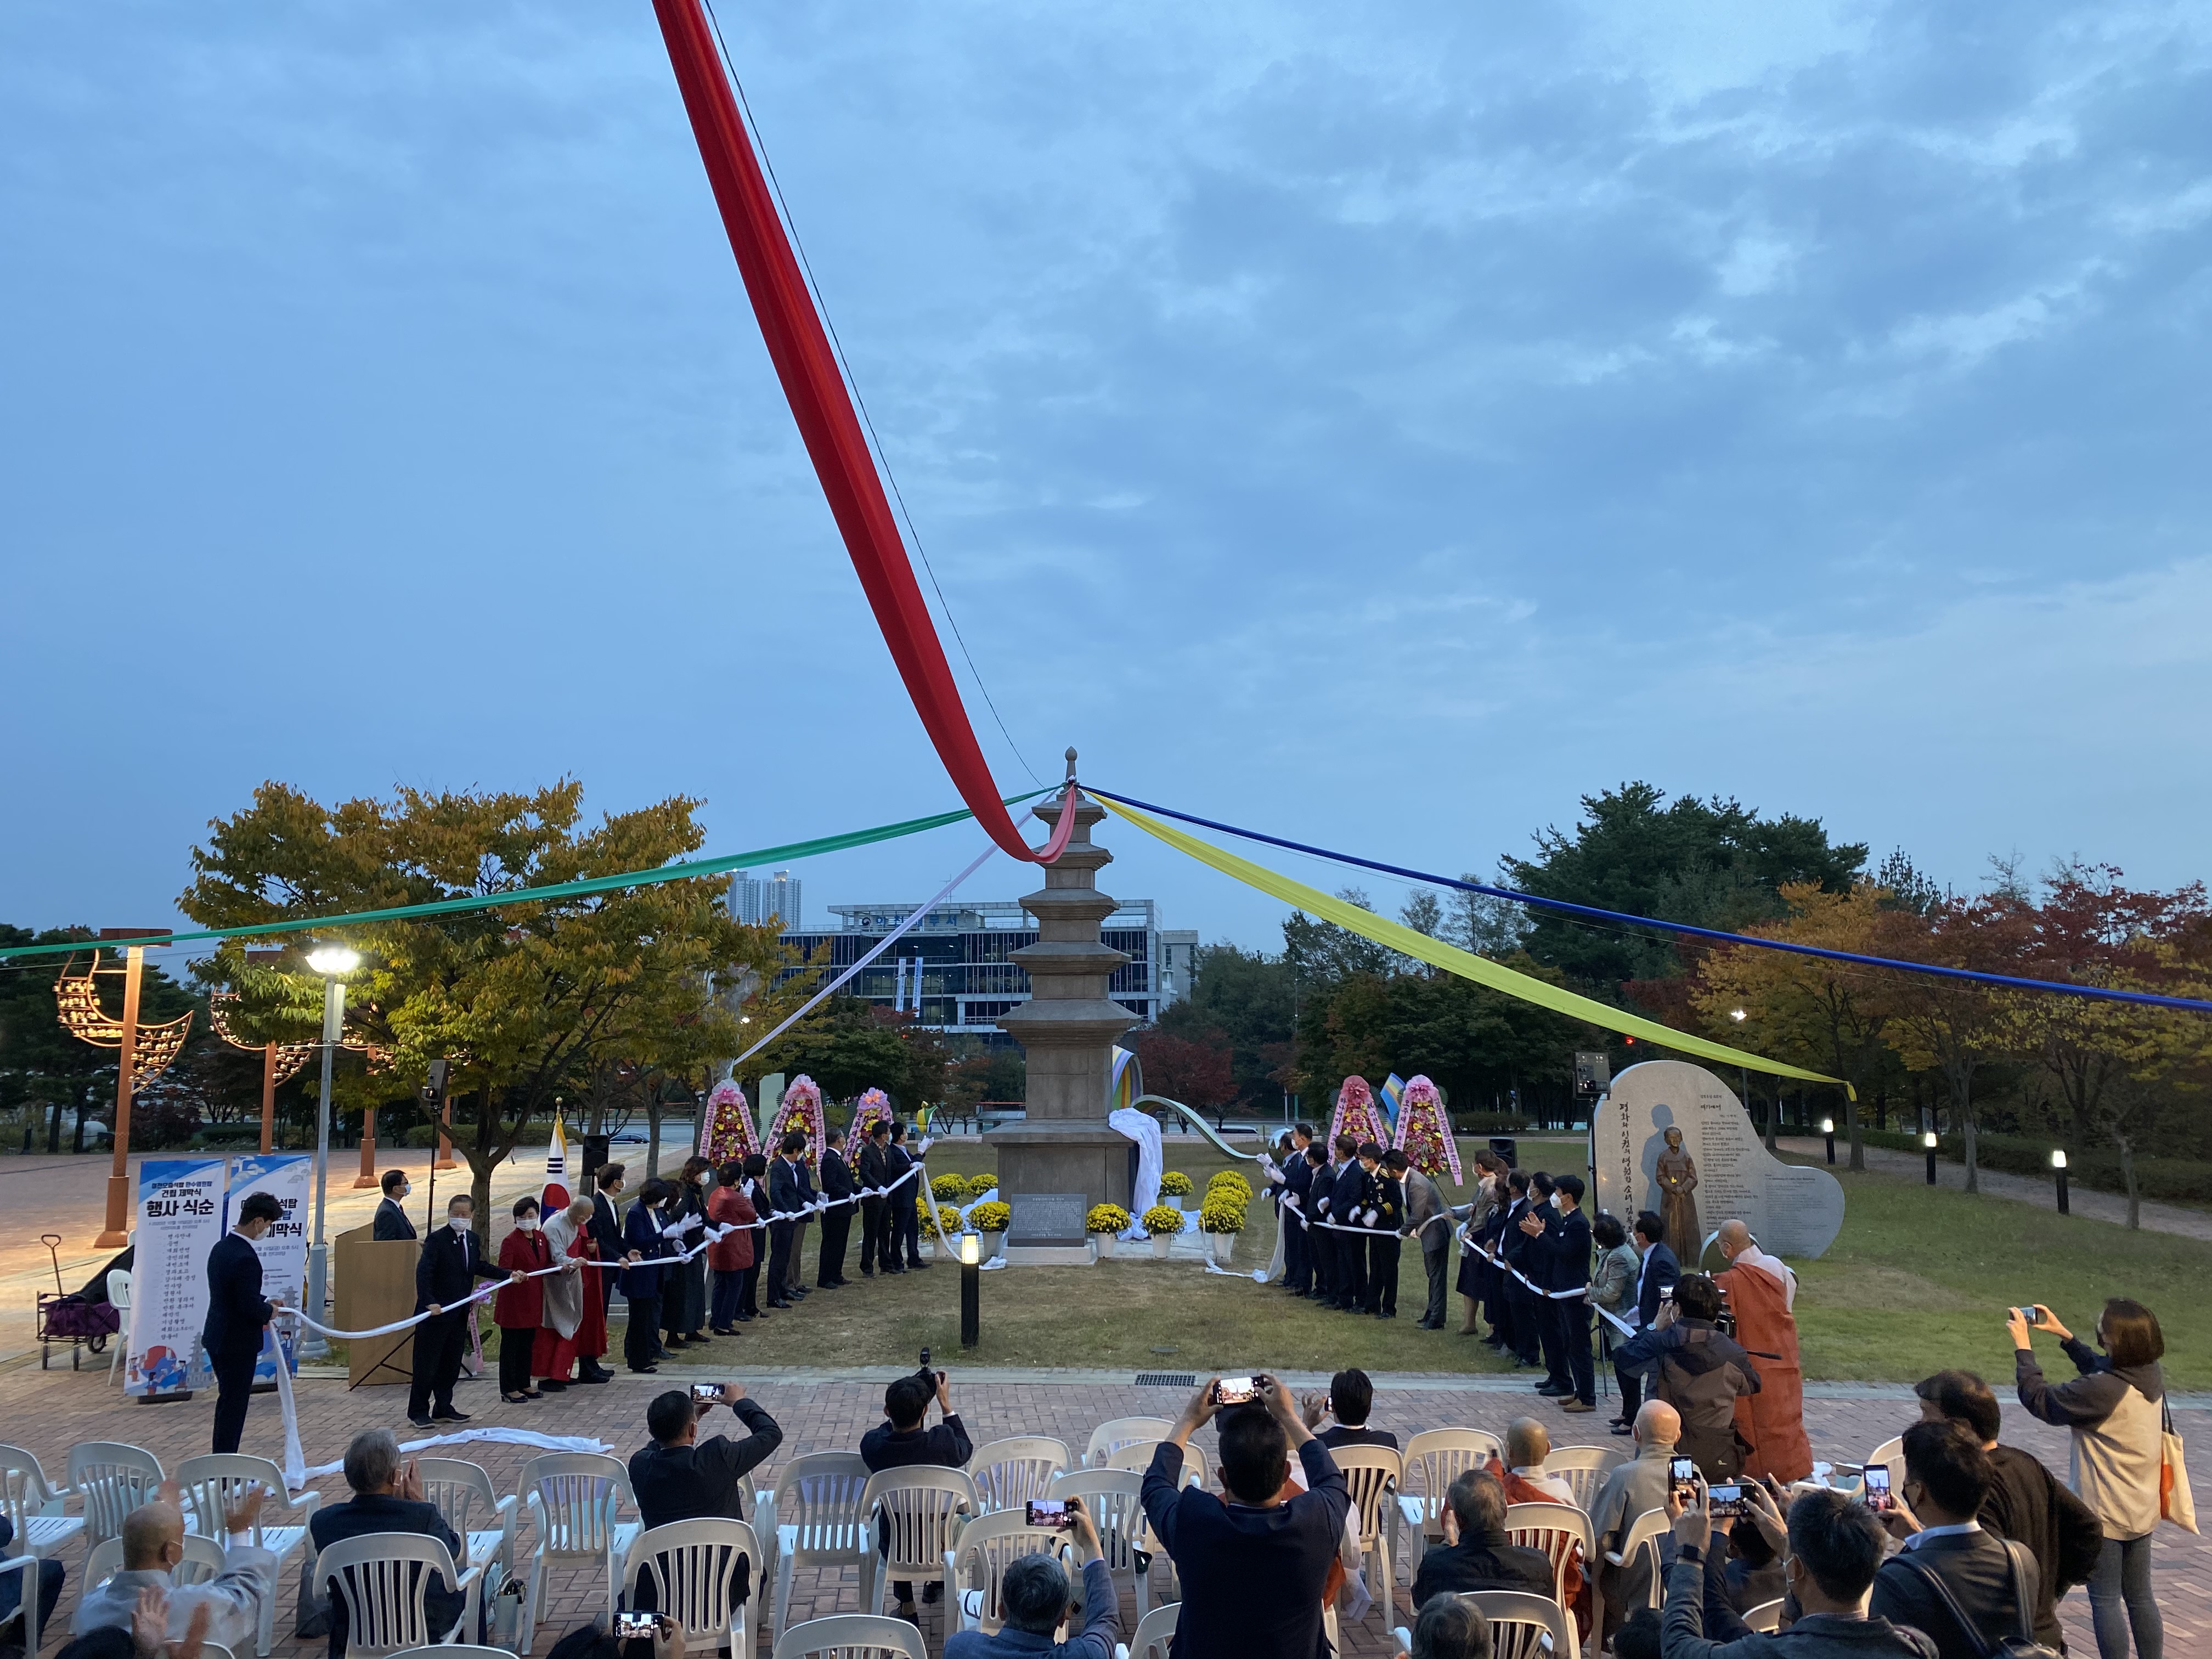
left=278, top=1164, right=926, bottom=1342
left=728, top=846, right=995, bottom=1072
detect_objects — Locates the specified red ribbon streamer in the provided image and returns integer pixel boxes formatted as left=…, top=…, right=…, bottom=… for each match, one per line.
left=651, top=0, right=1074, bottom=866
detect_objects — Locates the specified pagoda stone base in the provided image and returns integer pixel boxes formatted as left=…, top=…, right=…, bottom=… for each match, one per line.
left=985, top=1122, right=1132, bottom=1245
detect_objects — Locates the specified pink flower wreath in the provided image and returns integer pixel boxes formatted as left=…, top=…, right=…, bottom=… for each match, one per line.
left=777, top=1075, right=827, bottom=1165
left=1328, top=1075, right=1389, bottom=1151
left=844, top=1087, right=894, bottom=1160
left=1391, top=1074, right=1460, bottom=1181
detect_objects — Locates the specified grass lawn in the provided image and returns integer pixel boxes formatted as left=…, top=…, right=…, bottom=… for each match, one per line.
left=459, top=1134, right=2210, bottom=1388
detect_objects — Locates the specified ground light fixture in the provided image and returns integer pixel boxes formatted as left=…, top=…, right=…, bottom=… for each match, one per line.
left=958, top=1229, right=981, bottom=1348
left=2052, top=1148, right=2070, bottom=1216
left=1820, top=1118, right=1836, bottom=1165
left=1923, top=1130, right=1940, bottom=1186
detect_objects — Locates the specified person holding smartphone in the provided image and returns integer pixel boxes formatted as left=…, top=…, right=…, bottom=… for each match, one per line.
left=944, top=1495, right=1117, bottom=1659
left=1141, top=1375, right=1348, bottom=1659
left=861, top=1364, right=974, bottom=1622
left=627, top=1384, right=784, bottom=1531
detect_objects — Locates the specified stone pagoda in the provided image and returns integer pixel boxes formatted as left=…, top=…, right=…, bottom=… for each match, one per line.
left=986, top=752, right=1137, bottom=1257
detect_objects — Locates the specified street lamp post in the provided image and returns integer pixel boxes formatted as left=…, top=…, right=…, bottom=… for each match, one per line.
left=2052, top=1148, right=2070, bottom=1216
left=1922, top=1130, right=1939, bottom=1187
left=1820, top=1118, right=1836, bottom=1165
left=299, top=945, right=360, bottom=1360
left=958, top=1231, right=981, bottom=1349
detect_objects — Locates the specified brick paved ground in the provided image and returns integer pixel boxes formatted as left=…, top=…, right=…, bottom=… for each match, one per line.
left=3, top=1350, right=2205, bottom=1657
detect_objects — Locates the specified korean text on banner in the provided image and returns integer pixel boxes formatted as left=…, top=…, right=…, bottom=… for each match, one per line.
left=229, top=1154, right=312, bottom=1381
left=126, top=1158, right=229, bottom=1398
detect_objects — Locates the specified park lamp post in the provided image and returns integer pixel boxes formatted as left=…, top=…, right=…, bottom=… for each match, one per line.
left=958, top=1230, right=981, bottom=1349
left=2052, top=1148, right=2070, bottom=1216
left=1820, top=1117, right=1836, bottom=1166
left=1922, top=1129, right=1939, bottom=1186
left=299, top=944, right=360, bottom=1359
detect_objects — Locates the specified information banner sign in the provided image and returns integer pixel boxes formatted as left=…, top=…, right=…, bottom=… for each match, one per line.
left=229, top=1153, right=312, bottom=1380
left=125, top=1156, right=228, bottom=1397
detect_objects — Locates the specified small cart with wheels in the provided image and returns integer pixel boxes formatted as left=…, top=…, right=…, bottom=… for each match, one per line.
left=35, top=1234, right=120, bottom=1370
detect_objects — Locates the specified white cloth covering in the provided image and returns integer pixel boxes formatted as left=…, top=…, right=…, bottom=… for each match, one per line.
left=1108, top=1107, right=1163, bottom=1239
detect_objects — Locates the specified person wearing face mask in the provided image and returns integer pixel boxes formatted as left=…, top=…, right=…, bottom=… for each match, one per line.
left=373, top=1169, right=417, bottom=1240
left=409, top=1194, right=526, bottom=1429
left=495, top=1197, right=554, bottom=1403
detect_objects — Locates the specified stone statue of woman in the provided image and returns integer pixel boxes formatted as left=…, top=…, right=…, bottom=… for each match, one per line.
left=1655, top=1125, right=1702, bottom=1266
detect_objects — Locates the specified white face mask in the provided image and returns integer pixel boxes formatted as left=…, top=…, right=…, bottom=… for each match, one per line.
left=397, top=1185, right=411, bottom=1200
left=449, top=1216, right=470, bottom=1233
left=520, top=1217, right=540, bottom=1232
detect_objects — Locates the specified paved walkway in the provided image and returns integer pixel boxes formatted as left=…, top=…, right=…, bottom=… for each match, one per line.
left=1774, top=1137, right=2212, bottom=1241
left=3, top=1352, right=2204, bottom=1657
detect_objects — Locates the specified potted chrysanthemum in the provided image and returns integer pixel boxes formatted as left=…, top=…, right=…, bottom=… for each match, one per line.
left=1142, top=1204, right=1184, bottom=1257
left=969, top=1200, right=1012, bottom=1260
left=1086, top=1204, right=1131, bottom=1258
left=1198, top=1190, right=1247, bottom=1264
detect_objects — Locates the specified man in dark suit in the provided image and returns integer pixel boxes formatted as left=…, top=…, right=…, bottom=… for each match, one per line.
left=371, top=1170, right=416, bottom=1241
left=308, top=1430, right=466, bottom=1658
left=816, top=1143, right=855, bottom=1288
left=890, top=1123, right=929, bottom=1269
left=1526, top=1173, right=1595, bottom=1411
left=588, top=1162, right=628, bottom=1317
left=856, top=1120, right=892, bottom=1276
left=764, top=1134, right=805, bottom=1310
left=1618, top=1210, right=1680, bottom=1426
left=1361, top=1143, right=1404, bottom=1317
left=1871, top=1421, right=2039, bottom=1659
left=204, top=1190, right=285, bottom=1453
left=1498, top=1173, right=1543, bottom=1367
left=1280, top=1125, right=1314, bottom=1295
left=1410, top=1469, right=1555, bottom=1606
left=408, top=1195, right=522, bottom=1428
left=629, top=1384, right=784, bottom=1528
left=1301, top=1144, right=1335, bottom=1305
left=784, top=1148, right=818, bottom=1300
left=1310, top=1368, right=1398, bottom=1451
left=1328, top=1135, right=1368, bottom=1313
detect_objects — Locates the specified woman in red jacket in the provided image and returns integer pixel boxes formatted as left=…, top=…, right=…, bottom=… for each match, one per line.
left=495, top=1196, right=552, bottom=1402
left=707, top=1160, right=758, bottom=1335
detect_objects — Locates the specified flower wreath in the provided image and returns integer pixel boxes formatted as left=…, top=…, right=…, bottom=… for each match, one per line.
left=779, top=1074, right=827, bottom=1164
left=699, top=1077, right=758, bottom=1166
left=1328, top=1075, right=1389, bottom=1151
left=1391, top=1073, right=1460, bottom=1181
left=843, top=1086, right=895, bottom=1161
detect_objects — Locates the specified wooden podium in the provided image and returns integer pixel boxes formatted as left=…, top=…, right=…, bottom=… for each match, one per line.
left=334, top=1223, right=419, bottom=1389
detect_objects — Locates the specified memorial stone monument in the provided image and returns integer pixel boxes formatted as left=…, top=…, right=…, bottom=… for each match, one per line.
left=986, top=758, right=1137, bottom=1259
left=1593, top=1060, right=1845, bottom=1265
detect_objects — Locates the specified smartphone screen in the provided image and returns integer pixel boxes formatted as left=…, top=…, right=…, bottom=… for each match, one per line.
left=1861, top=1466, right=1893, bottom=1511
left=1025, top=1499, right=1071, bottom=1529
left=692, top=1384, right=720, bottom=1402
left=1708, top=1482, right=1745, bottom=1518
left=1668, top=1455, right=1698, bottom=1504
left=616, top=1613, right=658, bottom=1638
left=1212, top=1376, right=1258, bottom=1407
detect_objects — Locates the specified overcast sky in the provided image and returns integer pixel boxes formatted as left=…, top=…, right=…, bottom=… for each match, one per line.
left=4, top=0, right=2209, bottom=960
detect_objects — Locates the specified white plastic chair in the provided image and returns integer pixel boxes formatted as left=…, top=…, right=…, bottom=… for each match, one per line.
left=1047, top=1471, right=1153, bottom=1612
left=0, top=1448, right=86, bottom=1560
left=772, top=1613, right=927, bottom=1659
left=622, top=1518, right=760, bottom=1658
left=390, top=1647, right=520, bottom=1659
left=1861, top=1435, right=1905, bottom=1494
left=0, top=1553, right=44, bottom=1655
left=1542, top=1445, right=1628, bottom=1512
left=518, top=1453, right=640, bottom=1654
left=1400, top=1430, right=1503, bottom=1544
left=415, top=1459, right=519, bottom=1589
left=106, top=1270, right=134, bottom=1384
left=1084, top=1419, right=1172, bottom=1468
left=967, top=1437, right=1071, bottom=1515
left=1745, top=1596, right=1785, bottom=1633
left=175, top=1454, right=324, bottom=1655
left=86, top=1533, right=227, bottom=1589
left=315, top=1533, right=484, bottom=1659
left=1461, top=1589, right=1575, bottom=1659
left=757, top=1452, right=871, bottom=1646
left=1115, top=1600, right=1178, bottom=1659
left=1600, top=1506, right=1669, bottom=1635
left=944, top=1508, right=1071, bottom=1637
left=1105, top=1441, right=1206, bottom=1491
left=1330, top=1446, right=1403, bottom=1617
left=66, top=1442, right=166, bottom=1550
left=857, top=1466, right=974, bottom=1616
left=1503, top=1500, right=1592, bottom=1620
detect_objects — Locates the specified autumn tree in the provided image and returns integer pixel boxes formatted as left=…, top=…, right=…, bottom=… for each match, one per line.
left=1132, top=1026, right=1237, bottom=1122
left=180, top=781, right=784, bottom=1227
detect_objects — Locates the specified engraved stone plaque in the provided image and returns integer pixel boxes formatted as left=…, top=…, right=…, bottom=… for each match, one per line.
left=1010, top=1192, right=1089, bottom=1246
left=1593, top=1060, right=1846, bottom=1263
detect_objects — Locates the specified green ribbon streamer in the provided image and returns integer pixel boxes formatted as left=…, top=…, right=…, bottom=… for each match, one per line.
left=0, top=791, right=1052, bottom=962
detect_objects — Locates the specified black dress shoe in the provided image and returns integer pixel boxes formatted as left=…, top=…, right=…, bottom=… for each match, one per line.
left=1535, top=1383, right=1570, bottom=1397
left=576, top=1369, right=612, bottom=1385
left=628, top=1364, right=659, bottom=1375
left=908, top=1260, right=932, bottom=1270
left=433, top=1407, right=472, bottom=1423
left=710, top=1327, right=737, bottom=1336
left=409, top=1414, right=436, bottom=1429
left=735, top=1312, right=756, bottom=1322
left=538, top=1379, right=569, bottom=1391
left=768, top=1299, right=795, bottom=1310
left=860, top=1266, right=877, bottom=1277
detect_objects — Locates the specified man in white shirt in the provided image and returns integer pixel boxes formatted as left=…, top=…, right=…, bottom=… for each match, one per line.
left=74, top=1482, right=278, bottom=1654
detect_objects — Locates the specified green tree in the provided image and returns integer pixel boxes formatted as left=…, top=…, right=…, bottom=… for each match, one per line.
left=179, top=780, right=783, bottom=1226
left=747, top=997, right=949, bottom=1113
left=1505, top=782, right=1867, bottom=994
left=1156, top=944, right=1297, bottom=1108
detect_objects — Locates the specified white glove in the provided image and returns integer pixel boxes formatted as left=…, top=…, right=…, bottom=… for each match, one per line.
left=1362, top=1208, right=1379, bottom=1227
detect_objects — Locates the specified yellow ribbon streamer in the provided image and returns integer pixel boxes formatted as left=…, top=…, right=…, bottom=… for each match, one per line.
left=1092, top=791, right=1848, bottom=1093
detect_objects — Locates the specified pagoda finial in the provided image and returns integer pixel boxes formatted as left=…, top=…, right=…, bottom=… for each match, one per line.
left=1064, top=746, right=1079, bottom=782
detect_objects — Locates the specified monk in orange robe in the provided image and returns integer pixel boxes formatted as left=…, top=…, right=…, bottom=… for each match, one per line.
left=1713, top=1219, right=1813, bottom=1482
left=1486, top=1445, right=1592, bottom=1638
